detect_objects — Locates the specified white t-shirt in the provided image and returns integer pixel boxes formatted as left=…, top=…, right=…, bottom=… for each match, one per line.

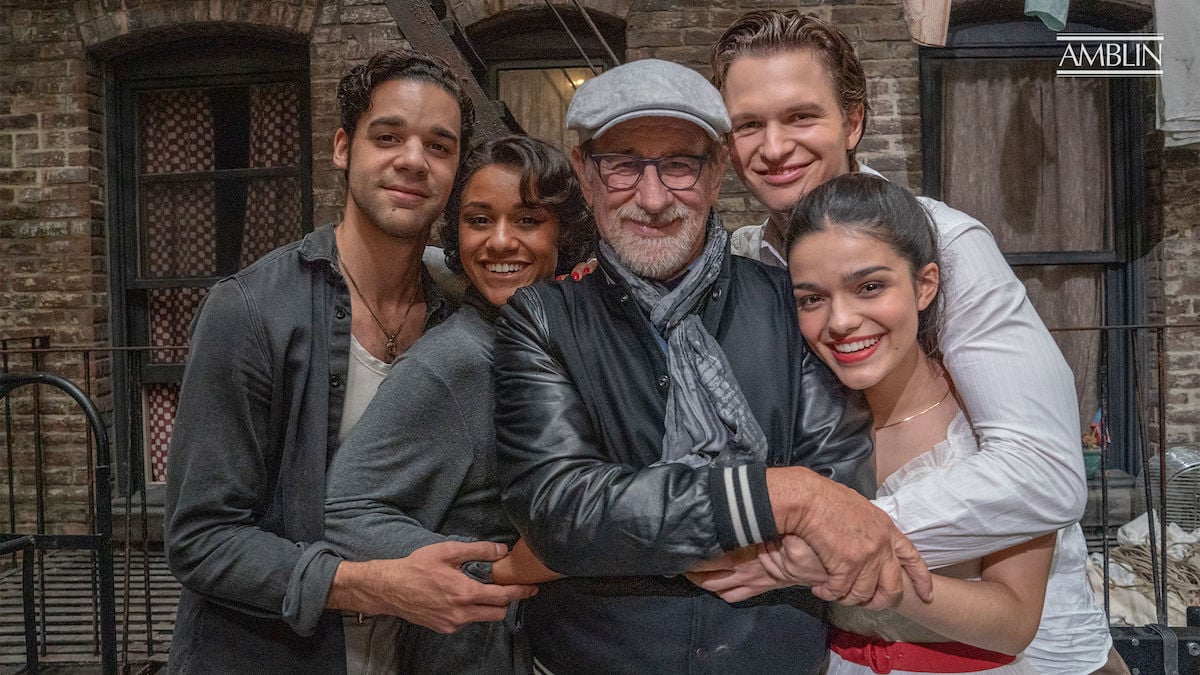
left=337, top=334, right=392, bottom=444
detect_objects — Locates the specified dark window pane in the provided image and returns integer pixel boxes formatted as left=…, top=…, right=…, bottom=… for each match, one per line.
left=117, top=40, right=311, bottom=486
left=249, top=82, right=302, bottom=168
left=137, top=89, right=215, bottom=174
left=139, top=180, right=217, bottom=278
left=1016, top=264, right=1104, bottom=429
left=241, top=176, right=304, bottom=267
left=147, top=287, right=207, bottom=364
left=143, top=383, right=179, bottom=483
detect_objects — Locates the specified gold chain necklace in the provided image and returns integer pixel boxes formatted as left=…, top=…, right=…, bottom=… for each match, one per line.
left=874, top=387, right=951, bottom=430
left=337, top=252, right=420, bottom=361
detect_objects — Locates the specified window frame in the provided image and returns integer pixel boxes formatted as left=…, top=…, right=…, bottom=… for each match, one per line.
left=919, top=21, right=1149, bottom=473
left=105, top=36, right=313, bottom=489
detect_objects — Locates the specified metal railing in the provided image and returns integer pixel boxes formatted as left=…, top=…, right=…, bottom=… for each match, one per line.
left=1047, top=321, right=1200, bottom=670
left=0, top=534, right=38, bottom=672
left=0, top=370, right=117, bottom=673
left=1, top=339, right=163, bottom=673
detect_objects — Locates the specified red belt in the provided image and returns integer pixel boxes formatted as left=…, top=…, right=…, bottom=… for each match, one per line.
left=829, top=627, right=1017, bottom=673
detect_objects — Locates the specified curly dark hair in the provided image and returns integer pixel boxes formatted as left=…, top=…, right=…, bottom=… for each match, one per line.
left=337, top=48, right=475, bottom=151
left=711, top=10, right=869, bottom=167
left=785, top=173, right=943, bottom=358
left=441, top=135, right=595, bottom=278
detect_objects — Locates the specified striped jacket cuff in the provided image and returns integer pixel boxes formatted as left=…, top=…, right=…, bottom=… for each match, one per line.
left=708, top=463, right=779, bottom=550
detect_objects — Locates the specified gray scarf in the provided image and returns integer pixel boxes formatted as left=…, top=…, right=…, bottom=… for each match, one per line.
left=598, top=215, right=769, bottom=469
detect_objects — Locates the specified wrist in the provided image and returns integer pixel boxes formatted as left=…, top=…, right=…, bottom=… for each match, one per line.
left=326, top=559, right=372, bottom=613
left=765, top=466, right=815, bottom=535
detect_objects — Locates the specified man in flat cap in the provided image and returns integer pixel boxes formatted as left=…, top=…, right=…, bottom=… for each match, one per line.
left=492, top=59, right=931, bottom=672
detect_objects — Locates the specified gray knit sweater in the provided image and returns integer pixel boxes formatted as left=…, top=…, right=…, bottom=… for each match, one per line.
left=324, top=303, right=521, bottom=673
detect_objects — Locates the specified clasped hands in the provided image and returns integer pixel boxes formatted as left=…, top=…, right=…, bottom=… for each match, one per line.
left=687, top=468, right=934, bottom=610
left=331, top=539, right=556, bottom=635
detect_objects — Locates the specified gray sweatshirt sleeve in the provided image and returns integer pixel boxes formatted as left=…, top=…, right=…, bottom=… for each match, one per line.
left=324, top=324, right=487, bottom=561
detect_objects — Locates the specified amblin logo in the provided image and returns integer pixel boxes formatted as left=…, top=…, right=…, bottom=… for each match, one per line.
left=1057, top=33, right=1163, bottom=78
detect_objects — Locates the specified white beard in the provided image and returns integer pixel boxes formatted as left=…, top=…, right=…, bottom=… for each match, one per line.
left=599, top=202, right=706, bottom=280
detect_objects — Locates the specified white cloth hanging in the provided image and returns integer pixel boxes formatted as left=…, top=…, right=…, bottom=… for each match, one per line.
left=901, top=0, right=1068, bottom=48
left=901, top=0, right=952, bottom=47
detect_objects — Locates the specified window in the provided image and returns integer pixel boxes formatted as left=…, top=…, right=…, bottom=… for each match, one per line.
left=921, top=21, right=1146, bottom=472
left=466, top=7, right=624, bottom=149
left=494, top=65, right=599, bottom=150
left=107, top=37, right=312, bottom=487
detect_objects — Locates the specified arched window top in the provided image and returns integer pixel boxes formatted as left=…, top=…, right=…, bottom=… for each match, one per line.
left=107, top=32, right=309, bottom=81
left=461, top=6, right=626, bottom=150
left=466, top=6, right=624, bottom=63
left=94, top=24, right=307, bottom=67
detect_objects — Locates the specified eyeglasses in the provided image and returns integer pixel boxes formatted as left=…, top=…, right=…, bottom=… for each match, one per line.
left=588, top=153, right=709, bottom=191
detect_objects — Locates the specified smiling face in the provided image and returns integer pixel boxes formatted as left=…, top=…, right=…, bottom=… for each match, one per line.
left=458, top=164, right=560, bottom=306
left=333, top=78, right=462, bottom=240
left=722, top=49, right=863, bottom=219
left=789, top=227, right=938, bottom=394
left=572, top=117, right=725, bottom=280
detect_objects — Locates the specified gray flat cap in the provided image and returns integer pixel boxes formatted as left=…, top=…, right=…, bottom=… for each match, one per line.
left=566, top=59, right=731, bottom=142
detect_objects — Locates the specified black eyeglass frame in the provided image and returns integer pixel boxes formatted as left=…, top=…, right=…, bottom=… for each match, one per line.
left=587, top=153, right=711, bottom=191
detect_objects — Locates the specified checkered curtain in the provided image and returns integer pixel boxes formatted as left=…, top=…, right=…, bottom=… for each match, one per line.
left=137, top=89, right=213, bottom=482
left=144, top=384, right=178, bottom=483
left=147, top=287, right=207, bottom=364
left=144, top=275, right=195, bottom=477
left=138, top=89, right=218, bottom=278
left=136, top=82, right=305, bottom=483
left=242, top=82, right=304, bottom=267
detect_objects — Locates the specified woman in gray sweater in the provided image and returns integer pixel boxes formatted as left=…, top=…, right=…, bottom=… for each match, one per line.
left=324, top=135, right=594, bottom=674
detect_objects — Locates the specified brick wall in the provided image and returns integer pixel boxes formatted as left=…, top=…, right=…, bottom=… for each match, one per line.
left=310, top=0, right=407, bottom=227
left=1153, top=146, right=1200, bottom=448
left=1, top=1, right=108, bottom=534
left=0, top=2, right=103, bottom=351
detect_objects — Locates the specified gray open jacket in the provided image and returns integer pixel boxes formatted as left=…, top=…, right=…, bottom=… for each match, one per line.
left=164, top=225, right=448, bottom=674
left=493, top=239, right=875, bottom=674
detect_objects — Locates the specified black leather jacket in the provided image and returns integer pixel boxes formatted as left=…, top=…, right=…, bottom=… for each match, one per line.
left=494, top=244, right=874, bottom=673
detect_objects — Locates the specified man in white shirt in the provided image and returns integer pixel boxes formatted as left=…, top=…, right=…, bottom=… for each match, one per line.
left=697, top=13, right=1131, bottom=673
left=705, top=8, right=1088, bottom=599
left=696, top=5, right=1113, bottom=638
left=701, top=13, right=1134, bottom=672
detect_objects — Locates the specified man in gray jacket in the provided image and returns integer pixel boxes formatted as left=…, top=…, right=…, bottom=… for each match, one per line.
left=164, top=49, right=536, bottom=673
